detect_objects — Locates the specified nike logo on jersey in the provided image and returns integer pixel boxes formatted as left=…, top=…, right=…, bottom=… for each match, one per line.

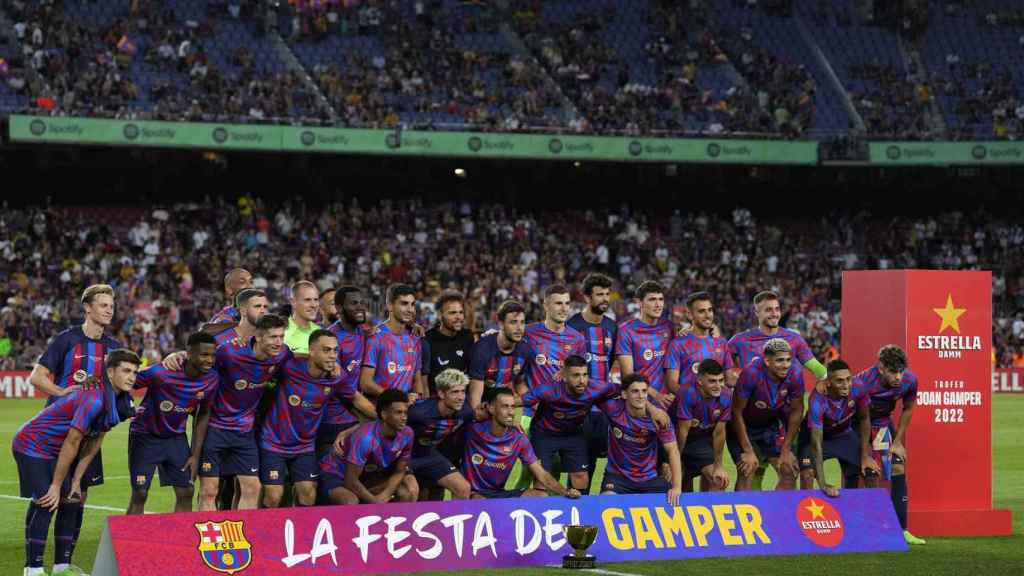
left=438, top=359, right=450, bottom=366
left=250, top=468, right=258, bottom=473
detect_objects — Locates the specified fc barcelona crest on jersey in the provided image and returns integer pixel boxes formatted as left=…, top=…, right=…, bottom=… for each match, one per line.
left=195, top=520, right=252, bottom=575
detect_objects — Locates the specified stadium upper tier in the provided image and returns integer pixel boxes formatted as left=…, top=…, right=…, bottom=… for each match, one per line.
left=0, top=1, right=1021, bottom=141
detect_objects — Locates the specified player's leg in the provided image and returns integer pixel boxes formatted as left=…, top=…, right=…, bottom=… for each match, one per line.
left=160, top=433, right=196, bottom=513
left=237, top=475, right=263, bottom=509
left=16, top=453, right=56, bottom=575
left=891, top=443, right=925, bottom=544
left=231, top=432, right=262, bottom=510
left=58, top=450, right=101, bottom=572
left=293, top=481, right=317, bottom=506
left=198, top=476, right=222, bottom=511
left=522, top=487, right=549, bottom=497
left=395, top=474, right=420, bottom=502
left=327, top=486, right=360, bottom=505
left=126, top=432, right=158, bottom=515
left=259, top=450, right=286, bottom=508
left=559, top=434, right=591, bottom=491
left=511, top=414, right=535, bottom=490
left=727, top=426, right=757, bottom=491
left=796, top=427, right=817, bottom=490
left=529, top=426, right=558, bottom=491
left=199, top=428, right=228, bottom=510
left=286, top=453, right=319, bottom=506
left=317, top=473, right=357, bottom=505
left=437, top=471, right=472, bottom=500
left=582, top=410, right=608, bottom=495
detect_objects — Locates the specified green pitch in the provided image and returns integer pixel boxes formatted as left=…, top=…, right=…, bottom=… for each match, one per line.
left=1, top=397, right=1020, bottom=575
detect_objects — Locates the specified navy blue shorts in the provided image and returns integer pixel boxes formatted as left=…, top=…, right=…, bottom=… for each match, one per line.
left=530, top=426, right=588, bottom=474
left=200, top=427, right=259, bottom=477
left=77, top=442, right=104, bottom=489
left=601, top=472, right=671, bottom=495
left=260, top=450, right=318, bottom=485
left=14, top=451, right=71, bottom=500
left=316, top=421, right=359, bottom=451
left=583, top=411, right=609, bottom=458
left=473, top=487, right=527, bottom=499
left=317, top=472, right=347, bottom=504
left=128, top=432, right=192, bottom=490
left=798, top=427, right=862, bottom=475
left=727, top=421, right=785, bottom=465
left=682, top=436, right=716, bottom=474
left=409, top=450, right=459, bottom=485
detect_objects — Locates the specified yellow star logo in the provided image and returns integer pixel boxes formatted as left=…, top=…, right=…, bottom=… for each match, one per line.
left=933, top=294, right=967, bottom=334
left=805, top=499, right=826, bottom=520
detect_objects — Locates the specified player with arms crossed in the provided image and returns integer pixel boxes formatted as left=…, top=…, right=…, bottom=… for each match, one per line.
left=674, top=359, right=731, bottom=492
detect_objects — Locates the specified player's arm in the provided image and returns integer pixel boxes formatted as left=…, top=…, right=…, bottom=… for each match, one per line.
left=810, top=427, right=838, bottom=497
left=200, top=321, right=238, bottom=336
left=892, top=396, right=915, bottom=459
left=675, top=419, right=691, bottom=449
left=663, top=440, right=683, bottom=506
left=803, top=358, right=827, bottom=380
left=665, top=367, right=682, bottom=395
left=359, top=366, right=386, bottom=398
left=526, top=460, right=580, bottom=498
left=730, top=396, right=759, bottom=476
left=413, top=371, right=426, bottom=401
left=29, top=364, right=76, bottom=398
left=469, top=379, right=485, bottom=409
left=711, top=422, right=729, bottom=488
left=37, top=427, right=87, bottom=511
left=376, top=460, right=410, bottom=502
left=856, top=399, right=878, bottom=476
left=186, top=406, right=211, bottom=480
left=617, top=354, right=634, bottom=378
left=778, top=395, right=804, bottom=476
left=343, top=461, right=380, bottom=503
left=69, top=432, right=105, bottom=499
left=646, top=400, right=671, bottom=430
left=351, top=392, right=377, bottom=420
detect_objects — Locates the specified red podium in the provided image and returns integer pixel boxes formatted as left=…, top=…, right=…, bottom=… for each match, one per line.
left=841, top=270, right=1012, bottom=537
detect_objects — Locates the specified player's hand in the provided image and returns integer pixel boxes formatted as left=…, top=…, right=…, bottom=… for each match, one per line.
left=710, top=465, right=729, bottom=489
left=161, top=351, right=186, bottom=371
left=676, top=325, right=692, bottom=337
left=334, top=427, right=357, bottom=456
left=778, top=449, right=799, bottom=477
left=710, top=324, right=721, bottom=338
left=890, top=441, right=906, bottom=461
left=649, top=406, right=671, bottom=430
left=65, top=480, right=83, bottom=504
left=407, top=392, right=420, bottom=403
left=815, top=379, right=827, bottom=394
left=667, top=487, right=682, bottom=507
left=36, top=484, right=62, bottom=512
left=821, top=484, right=840, bottom=498
left=182, top=456, right=199, bottom=480
left=861, top=456, right=880, bottom=478
left=565, top=488, right=581, bottom=499
left=409, top=323, right=426, bottom=338
left=739, top=451, right=759, bottom=476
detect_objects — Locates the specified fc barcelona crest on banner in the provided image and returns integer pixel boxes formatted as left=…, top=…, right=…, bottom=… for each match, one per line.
left=195, top=520, right=252, bottom=574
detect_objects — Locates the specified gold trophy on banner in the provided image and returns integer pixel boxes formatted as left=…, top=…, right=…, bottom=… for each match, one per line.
left=562, top=525, right=598, bottom=569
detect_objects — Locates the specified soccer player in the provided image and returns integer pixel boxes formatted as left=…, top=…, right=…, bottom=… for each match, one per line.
left=729, top=338, right=804, bottom=491
left=361, top=283, right=425, bottom=402
left=522, top=355, right=619, bottom=492
left=28, top=284, right=124, bottom=556
left=319, top=286, right=375, bottom=456
left=666, top=292, right=735, bottom=394
left=318, top=286, right=338, bottom=325
left=616, top=281, right=675, bottom=408
left=259, top=329, right=375, bottom=507
left=511, top=285, right=586, bottom=490
left=318, top=389, right=419, bottom=505
left=206, top=268, right=254, bottom=326
left=598, top=374, right=683, bottom=506
left=127, top=332, right=220, bottom=515
left=798, top=359, right=877, bottom=498
left=14, top=348, right=140, bottom=576
left=728, top=290, right=826, bottom=378
left=214, top=288, right=268, bottom=347
left=192, top=314, right=290, bottom=511
left=854, top=345, right=926, bottom=545
left=284, top=280, right=322, bottom=354
left=462, top=387, right=580, bottom=499
left=467, top=300, right=530, bottom=409
left=674, top=359, right=731, bottom=492
left=423, top=290, right=475, bottom=396
left=407, top=368, right=476, bottom=500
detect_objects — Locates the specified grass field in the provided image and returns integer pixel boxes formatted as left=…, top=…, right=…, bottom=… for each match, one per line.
left=1, top=396, right=1021, bottom=575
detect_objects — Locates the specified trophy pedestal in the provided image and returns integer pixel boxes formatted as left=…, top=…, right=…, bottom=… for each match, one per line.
left=562, top=554, right=596, bottom=569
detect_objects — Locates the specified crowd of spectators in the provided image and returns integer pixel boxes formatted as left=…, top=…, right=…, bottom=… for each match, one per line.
left=1, top=196, right=1022, bottom=371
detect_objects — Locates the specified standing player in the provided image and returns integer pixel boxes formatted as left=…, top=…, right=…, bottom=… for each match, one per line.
left=510, top=285, right=586, bottom=490
left=407, top=369, right=476, bottom=500
left=854, top=345, right=926, bottom=545
left=798, top=359, right=877, bottom=498
left=729, top=338, right=804, bottom=491
left=319, top=287, right=375, bottom=456
left=192, top=314, right=290, bottom=511
left=260, top=329, right=375, bottom=507
left=666, top=292, right=735, bottom=394
left=284, top=280, right=322, bottom=354
left=214, top=288, right=268, bottom=347
left=674, top=359, right=731, bottom=492
left=207, top=268, right=254, bottom=325
left=127, top=332, right=220, bottom=514
left=361, top=284, right=425, bottom=402
left=598, top=374, right=683, bottom=506
left=423, top=291, right=475, bottom=396
left=14, top=349, right=140, bottom=576
left=467, top=300, right=529, bottom=409
left=616, top=281, right=675, bottom=408
left=462, top=387, right=580, bottom=499
left=728, top=290, right=826, bottom=377
left=318, top=390, right=419, bottom=505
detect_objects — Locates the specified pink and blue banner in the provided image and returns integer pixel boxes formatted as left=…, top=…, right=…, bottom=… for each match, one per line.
left=94, top=489, right=905, bottom=575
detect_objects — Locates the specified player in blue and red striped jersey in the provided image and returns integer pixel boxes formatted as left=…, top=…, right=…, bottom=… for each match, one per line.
left=616, top=281, right=676, bottom=409
left=319, top=390, right=419, bottom=505
left=510, top=285, right=586, bottom=490
left=462, top=387, right=579, bottom=499
left=190, top=314, right=290, bottom=511
left=360, top=283, right=425, bottom=402
left=598, top=374, right=683, bottom=506
left=260, top=329, right=376, bottom=508
left=729, top=338, right=805, bottom=492
left=207, top=268, right=253, bottom=326
left=674, top=359, right=731, bottom=492
left=213, top=289, right=268, bottom=347
left=727, top=290, right=826, bottom=378
left=127, top=332, right=220, bottom=515
left=14, top=349, right=140, bottom=576
left=521, top=355, right=619, bottom=493
left=853, top=345, right=926, bottom=545
left=407, top=369, right=477, bottom=500
left=467, top=300, right=529, bottom=409
left=798, top=359, right=877, bottom=499
left=666, top=292, right=735, bottom=396
left=318, top=286, right=373, bottom=455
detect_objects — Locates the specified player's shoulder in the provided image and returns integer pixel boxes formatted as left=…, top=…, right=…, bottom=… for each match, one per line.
left=780, top=327, right=808, bottom=342
left=564, top=324, right=585, bottom=341
left=719, top=387, right=735, bottom=405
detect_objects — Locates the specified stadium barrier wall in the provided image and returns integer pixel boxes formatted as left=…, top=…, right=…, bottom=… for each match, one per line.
left=992, top=367, right=1024, bottom=393
left=870, top=141, right=1024, bottom=165
left=92, top=490, right=904, bottom=576
left=0, top=371, right=36, bottom=398
left=841, top=270, right=1013, bottom=536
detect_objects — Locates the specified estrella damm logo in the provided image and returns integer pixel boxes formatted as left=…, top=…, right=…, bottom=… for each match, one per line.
left=796, top=497, right=844, bottom=548
left=195, top=520, right=252, bottom=574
